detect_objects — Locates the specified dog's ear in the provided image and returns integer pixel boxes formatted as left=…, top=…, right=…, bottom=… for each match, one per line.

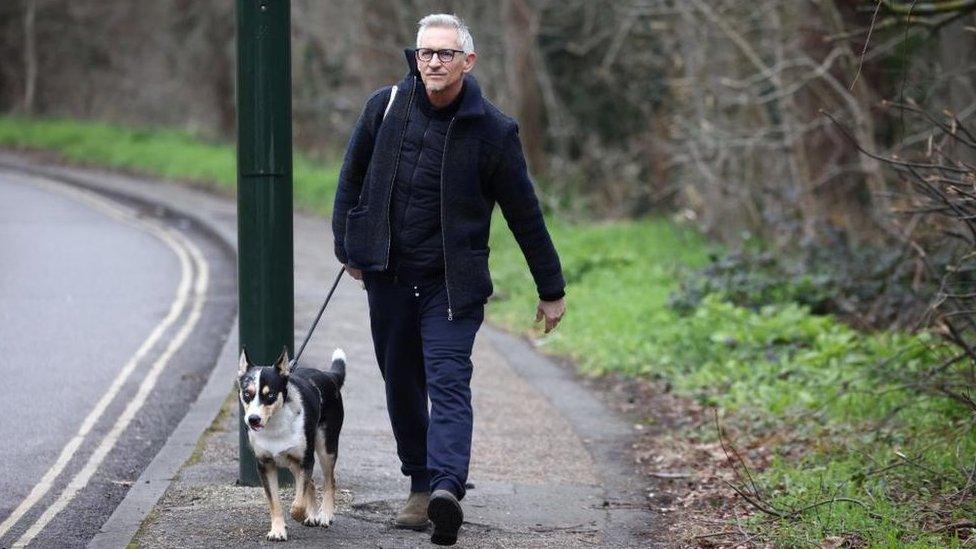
left=275, top=346, right=292, bottom=377
left=238, top=347, right=252, bottom=377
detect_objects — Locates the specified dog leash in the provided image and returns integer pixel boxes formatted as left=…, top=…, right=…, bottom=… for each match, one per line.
left=290, top=265, right=347, bottom=369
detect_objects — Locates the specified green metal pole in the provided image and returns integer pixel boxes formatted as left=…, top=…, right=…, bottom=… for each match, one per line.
left=235, top=0, right=294, bottom=487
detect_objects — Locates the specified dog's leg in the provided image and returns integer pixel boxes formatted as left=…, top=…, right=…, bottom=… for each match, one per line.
left=314, top=430, right=337, bottom=527
left=286, top=458, right=320, bottom=526
left=300, top=466, right=319, bottom=526
left=285, top=459, right=308, bottom=523
left=257, top=459, right=287, bottom=541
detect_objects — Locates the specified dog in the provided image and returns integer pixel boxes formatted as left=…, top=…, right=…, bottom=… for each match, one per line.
left=238, top=345, right=345, bottom=541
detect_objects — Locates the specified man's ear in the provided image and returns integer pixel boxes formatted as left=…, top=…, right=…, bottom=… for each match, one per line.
left=275, top=346, right=292, bottom=377
left=238, top=347, right=251, bottom=377
left=462, top=51, right=477, bottom=74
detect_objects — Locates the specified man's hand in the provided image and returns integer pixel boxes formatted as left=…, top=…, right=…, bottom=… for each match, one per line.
left=344, top=264, right=363, bottom=280
left=535, top=297, right=566, bottom=334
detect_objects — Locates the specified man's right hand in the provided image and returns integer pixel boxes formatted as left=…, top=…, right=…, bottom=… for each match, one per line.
left=344, top=264, right=363, bottom=280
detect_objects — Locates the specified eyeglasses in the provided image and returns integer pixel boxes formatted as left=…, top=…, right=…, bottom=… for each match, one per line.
left=415, top=48, right=465, bottom=63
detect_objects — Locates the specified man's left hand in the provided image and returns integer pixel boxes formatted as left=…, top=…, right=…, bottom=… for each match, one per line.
left=535, top=297, right=566, bottom=334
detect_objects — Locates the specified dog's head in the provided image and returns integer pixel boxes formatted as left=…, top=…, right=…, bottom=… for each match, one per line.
left=237, top=346, right=292, bottom=432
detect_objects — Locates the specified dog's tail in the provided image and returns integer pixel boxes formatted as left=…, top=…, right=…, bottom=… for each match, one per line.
left=330, top=348, right=347, bottom=390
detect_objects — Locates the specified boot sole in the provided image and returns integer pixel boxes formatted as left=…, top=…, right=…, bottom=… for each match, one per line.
left=394, top=520, right=430, bottom=531
left=427, top=495, right=463, bottom=546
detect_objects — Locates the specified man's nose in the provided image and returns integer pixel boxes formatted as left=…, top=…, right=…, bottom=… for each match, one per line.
left=428, top=56, right=443, bottom=69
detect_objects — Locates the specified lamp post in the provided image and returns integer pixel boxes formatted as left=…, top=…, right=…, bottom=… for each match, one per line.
left=235, top=0, right=293, bottom=487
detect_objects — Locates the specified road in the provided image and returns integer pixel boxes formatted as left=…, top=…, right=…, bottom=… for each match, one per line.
left=0, top=169, right=236, bottom=548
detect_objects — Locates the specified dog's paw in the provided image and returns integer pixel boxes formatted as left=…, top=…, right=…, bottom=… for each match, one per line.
left=290, top=504, right=306, bottom=522
left=315, top=510, right=333, bottom=528
left=266, top=526, right=288, bottom=541
left=303, top=511, right=333, bottom=528
left=302, top=514, right=322, bottom=527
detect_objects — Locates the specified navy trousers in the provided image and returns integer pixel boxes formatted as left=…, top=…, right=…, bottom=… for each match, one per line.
left=362, top=269, right=483, bottom=500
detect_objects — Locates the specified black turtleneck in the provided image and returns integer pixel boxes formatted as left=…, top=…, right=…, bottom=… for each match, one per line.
left=417, top=80, right=465, bottom=120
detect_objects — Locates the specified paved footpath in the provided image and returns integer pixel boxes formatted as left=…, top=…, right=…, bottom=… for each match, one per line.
left=0, top=151, right=658, bottom=548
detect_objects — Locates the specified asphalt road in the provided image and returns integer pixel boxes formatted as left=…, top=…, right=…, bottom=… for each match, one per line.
left=0, top=170, right=236, bottom=548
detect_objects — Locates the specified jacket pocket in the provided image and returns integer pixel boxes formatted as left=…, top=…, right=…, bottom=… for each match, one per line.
left=344, top=207, right=370, bottom=266
left=468, top=247, right=493, bottom=301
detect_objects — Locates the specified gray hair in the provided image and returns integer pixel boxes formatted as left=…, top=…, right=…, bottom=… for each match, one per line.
left=416, top=13, right=474, bottom=54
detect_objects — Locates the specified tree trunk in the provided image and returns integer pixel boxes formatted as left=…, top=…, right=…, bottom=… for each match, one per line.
left=23, top=0, right=37, bottom=116
left=356, top=0, right=407, bottom=90
left=503, top=0, right=546, bottom=177
left=206, top=3, right=235, bottom=137
left=939, top=14, right=976, bottom=166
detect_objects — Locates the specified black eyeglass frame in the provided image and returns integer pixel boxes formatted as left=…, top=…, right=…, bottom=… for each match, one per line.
left=415, top=48, right=466, bottom=63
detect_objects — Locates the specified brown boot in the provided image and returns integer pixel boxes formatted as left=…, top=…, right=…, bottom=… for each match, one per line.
left=394, top=491, right=431, bottom=530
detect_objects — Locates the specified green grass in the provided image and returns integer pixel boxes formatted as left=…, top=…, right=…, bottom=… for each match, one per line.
left=3, top=114, right=972, bottom=545
left=667, top=296, right=975, bottom=545
left=0, top=115, right=339, bottom=215
left=486, top=214, right=715, bottom=370
left=484, top=195, right=974, bottom=544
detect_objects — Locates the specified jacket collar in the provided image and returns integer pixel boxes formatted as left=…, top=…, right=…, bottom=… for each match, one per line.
left=402, top=47, right=485, bottom=119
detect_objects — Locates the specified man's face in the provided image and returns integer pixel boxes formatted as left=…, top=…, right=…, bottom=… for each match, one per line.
left=417, top=26, right=476, bottom=94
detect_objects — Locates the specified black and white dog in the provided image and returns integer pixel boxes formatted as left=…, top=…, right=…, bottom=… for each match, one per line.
left=238, top=346, right=345, bottom=541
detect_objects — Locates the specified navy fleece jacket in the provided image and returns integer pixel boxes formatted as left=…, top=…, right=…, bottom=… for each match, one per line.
left=332, top=48, right=566, bottom=319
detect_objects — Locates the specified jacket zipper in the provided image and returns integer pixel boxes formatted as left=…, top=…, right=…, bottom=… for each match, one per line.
left=383, top=79, right=418, bottom=270
left=440, top=117, right=457, bottom=321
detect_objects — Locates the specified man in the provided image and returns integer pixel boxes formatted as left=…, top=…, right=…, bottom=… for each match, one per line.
left=331, top=13, right=566, bottom=546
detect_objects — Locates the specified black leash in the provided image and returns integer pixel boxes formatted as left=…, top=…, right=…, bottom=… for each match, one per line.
left=291, top=265, right=346, bottom=369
